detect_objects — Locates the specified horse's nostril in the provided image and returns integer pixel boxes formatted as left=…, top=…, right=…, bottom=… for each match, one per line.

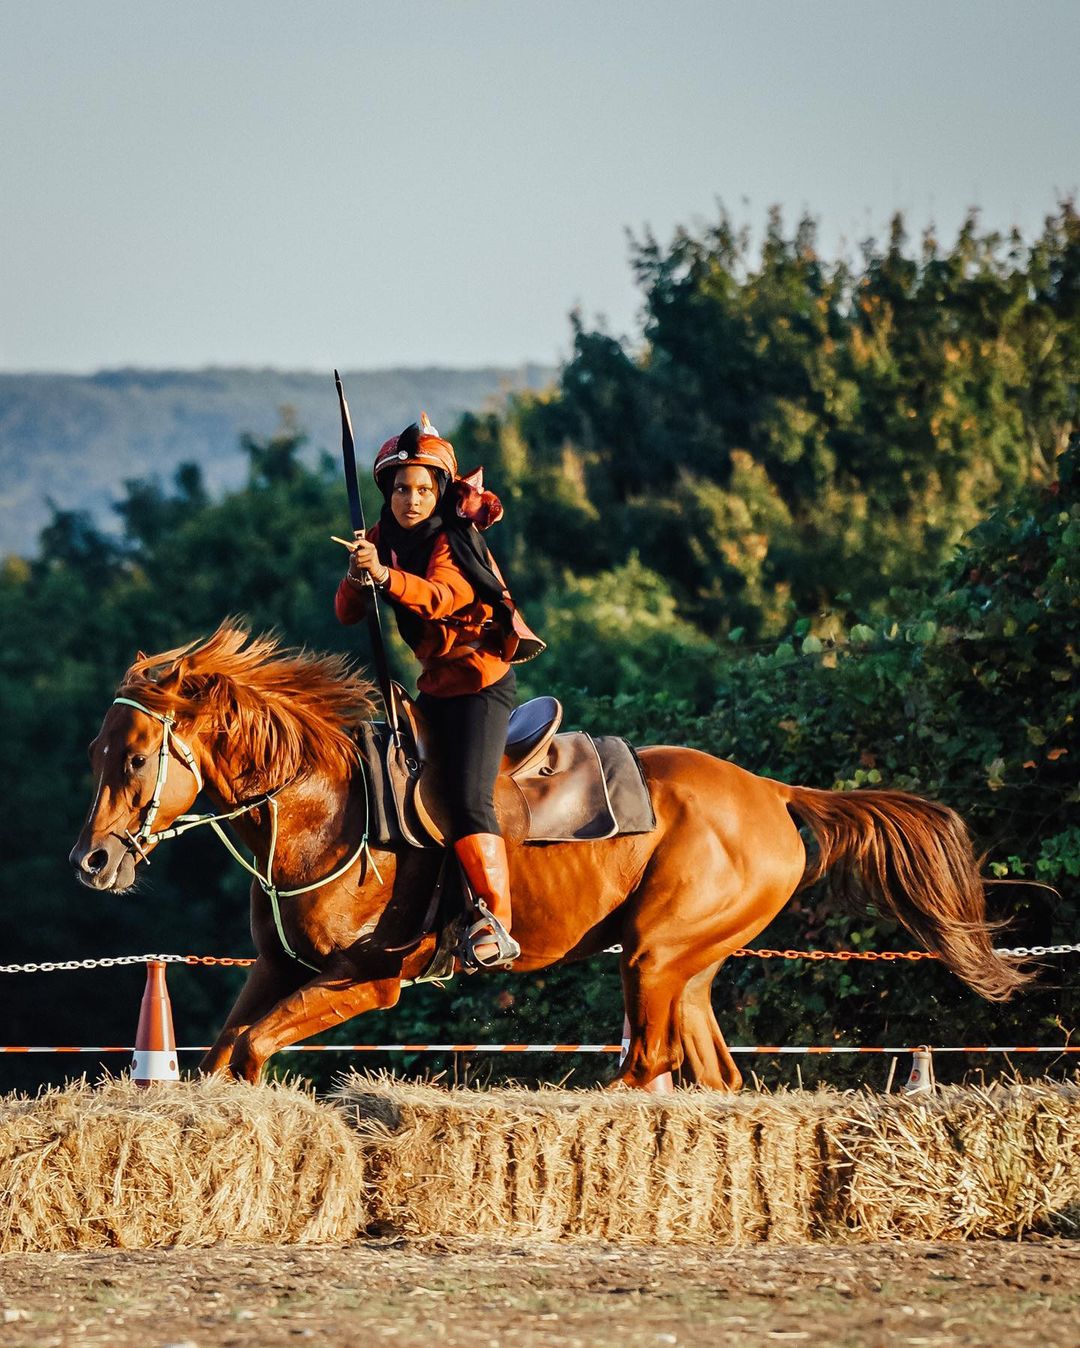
left=84, top=848, right=110, bottom=875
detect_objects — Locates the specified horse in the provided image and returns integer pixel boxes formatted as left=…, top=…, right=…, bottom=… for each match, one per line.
left=69, top=622, right=1028, bottom=1088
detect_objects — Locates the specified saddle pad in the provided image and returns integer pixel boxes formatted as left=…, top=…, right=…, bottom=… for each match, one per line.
left=593, top=735, right=657, bottom=837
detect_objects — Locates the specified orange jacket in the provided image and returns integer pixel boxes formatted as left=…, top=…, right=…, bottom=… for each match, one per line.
left=334, top=526, right=513, bottom=697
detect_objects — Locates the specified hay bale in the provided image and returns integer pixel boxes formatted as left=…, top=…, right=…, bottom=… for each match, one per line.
left=834, top=1079, right=1080, bottom=1240
left=333, top=1074, right=1080, bottom=1244
left=0, top=1077, right=369, bottom=1253
left=5, top=1074, right=1076, bottom=1252
left=333, top=1075, right=841, bottom=1242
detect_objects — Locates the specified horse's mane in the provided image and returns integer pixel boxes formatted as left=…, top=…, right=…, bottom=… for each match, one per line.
left=118, top=620, right=378, bottom=792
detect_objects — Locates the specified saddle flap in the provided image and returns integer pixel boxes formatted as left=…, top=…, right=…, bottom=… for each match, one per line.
left=512, top=731, right=616, bottom=841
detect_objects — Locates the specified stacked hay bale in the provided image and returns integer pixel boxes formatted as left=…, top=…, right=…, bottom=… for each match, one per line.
left=839, top=1079, right=1080, bottom=1239
left=2, top=1075, right=1077, bottom=1250
left=335, top=1077, right=842, bottom=1242
left=333, top=1075, right=1080, bottom=1243
left=0, top=1078, right=370, bottom=1252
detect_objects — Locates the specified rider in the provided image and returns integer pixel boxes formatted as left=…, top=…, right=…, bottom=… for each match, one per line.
left=334, top=414, right=544, bottom=968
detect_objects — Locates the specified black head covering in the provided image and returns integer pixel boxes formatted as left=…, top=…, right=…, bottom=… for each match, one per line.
left=374, top=468, right=512, bottom=653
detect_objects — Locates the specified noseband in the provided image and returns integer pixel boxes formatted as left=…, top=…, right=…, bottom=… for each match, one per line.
left=109, top=695, right=380, bottom=971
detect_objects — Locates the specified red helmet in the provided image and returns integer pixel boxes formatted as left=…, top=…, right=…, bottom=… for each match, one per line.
left=373, top=412, right=458, bottom=492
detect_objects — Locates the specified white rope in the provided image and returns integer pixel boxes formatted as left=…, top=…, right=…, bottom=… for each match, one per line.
left=1, top=1043, right=1077, bottom=1055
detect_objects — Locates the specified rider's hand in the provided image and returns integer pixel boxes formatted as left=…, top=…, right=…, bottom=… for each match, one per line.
left=347, top=536, right=389, bottom=586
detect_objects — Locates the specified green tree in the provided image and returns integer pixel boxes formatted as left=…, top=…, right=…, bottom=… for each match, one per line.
left=488, top=201, right=1078, bottom=636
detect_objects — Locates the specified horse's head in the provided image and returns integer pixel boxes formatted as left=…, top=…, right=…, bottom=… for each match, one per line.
left=69, top=622, right=378, bottom=892
left=69, top=674, right=206, bottom=892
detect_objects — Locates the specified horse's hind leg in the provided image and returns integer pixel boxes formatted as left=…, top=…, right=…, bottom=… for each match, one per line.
left=612, top=818, right=751, bottom=1089
left=617, top=954, right=741, bottom=1091
left=609, top=750, right=809, bottom=1091
left=677, top=960, right=742, bottom=1091
left=613, top=804, right=800, bottom=1090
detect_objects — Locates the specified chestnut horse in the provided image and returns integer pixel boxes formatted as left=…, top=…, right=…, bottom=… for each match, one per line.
left=70, top=624, right=1026, bottom=1088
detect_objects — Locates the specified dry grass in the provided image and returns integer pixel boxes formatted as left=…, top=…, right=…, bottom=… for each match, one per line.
left=334, top=1074, right=1080, bottom=1244
left=2, top=1074, right=1077, bottom=1253
left=0, top=1077, right=369, bottom=1253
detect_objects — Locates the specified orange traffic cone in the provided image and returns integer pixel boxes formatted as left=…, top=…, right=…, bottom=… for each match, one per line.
left=131, top=960, right=179, bottom=1087
left=902, top=1045, right=935, bottom=1096
left=620, top=1014, right=675, bottom=1094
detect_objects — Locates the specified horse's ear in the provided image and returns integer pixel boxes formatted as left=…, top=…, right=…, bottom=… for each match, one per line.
left=135, top=650, right=147, bottom=662
left=157, top=658, right=189, bottom=692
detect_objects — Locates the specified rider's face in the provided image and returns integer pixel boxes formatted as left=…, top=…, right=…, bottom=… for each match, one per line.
left=390, top=465, right=438, bottom=530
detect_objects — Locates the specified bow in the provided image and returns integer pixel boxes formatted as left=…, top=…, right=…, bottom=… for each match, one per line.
left=334, top=370, right=398, bottom=737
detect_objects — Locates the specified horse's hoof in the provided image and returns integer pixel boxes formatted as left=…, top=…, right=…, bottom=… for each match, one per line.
left=227, top=1035, right=264, bottom=1085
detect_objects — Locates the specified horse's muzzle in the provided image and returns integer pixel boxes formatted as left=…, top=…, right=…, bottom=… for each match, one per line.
left=69, top=836, right=138, bottom=892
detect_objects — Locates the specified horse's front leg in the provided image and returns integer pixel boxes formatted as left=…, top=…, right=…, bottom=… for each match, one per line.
left=200, top=954, right=309, bottom=1075
left=227, top=970, right=403, bottom=1083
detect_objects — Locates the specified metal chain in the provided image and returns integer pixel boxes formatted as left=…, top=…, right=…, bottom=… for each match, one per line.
left=0, top=953, right=189, bottom=974
left=994, top=943, right=1080, bottom=958
left=736, top=947, right=936, bottom=962
left=181, top=955, right=255, bottom=967
left=604, top=942, right=1080, bottom=961
left=733, top=943, right=1080, bottom=961
left=4, top=942, right=1080, bottom=975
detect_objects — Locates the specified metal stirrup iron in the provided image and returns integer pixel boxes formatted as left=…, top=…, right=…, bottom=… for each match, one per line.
left=461, top=899, right=521, bottom=971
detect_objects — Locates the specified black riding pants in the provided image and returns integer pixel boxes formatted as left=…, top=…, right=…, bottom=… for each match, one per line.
left=417, top=668, right=517, bottom=839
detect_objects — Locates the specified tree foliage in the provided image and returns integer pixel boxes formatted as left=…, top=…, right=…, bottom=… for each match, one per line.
left=470, top=201, right=1079, bottom=636
left=567, top=437, right=1079, bottom=1075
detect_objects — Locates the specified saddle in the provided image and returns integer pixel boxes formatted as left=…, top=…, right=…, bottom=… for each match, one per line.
left=356, top=684, right=656, bottom=850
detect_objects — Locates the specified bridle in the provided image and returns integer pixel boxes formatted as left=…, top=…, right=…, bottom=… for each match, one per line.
left=112, top=696, right=206, bottom=859
left=109, top=695, right=381, bottom=971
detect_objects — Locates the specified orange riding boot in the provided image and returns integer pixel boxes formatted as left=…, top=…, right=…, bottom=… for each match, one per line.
left=453, top=833, right=521, bottom=970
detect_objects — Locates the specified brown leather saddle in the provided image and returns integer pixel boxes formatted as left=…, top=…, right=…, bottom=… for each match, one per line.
left=356, top=683, right=656, bottom=851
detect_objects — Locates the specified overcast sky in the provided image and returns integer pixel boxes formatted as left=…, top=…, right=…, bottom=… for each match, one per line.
left=2, top=1, right=1077, bottom=373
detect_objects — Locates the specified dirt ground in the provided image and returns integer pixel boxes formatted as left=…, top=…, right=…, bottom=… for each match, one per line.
left=1, top=1239, right=1078, bottom=1348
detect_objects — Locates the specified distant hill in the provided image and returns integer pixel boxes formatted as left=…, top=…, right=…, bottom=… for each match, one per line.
left=0, top=365, right=554, bottom=556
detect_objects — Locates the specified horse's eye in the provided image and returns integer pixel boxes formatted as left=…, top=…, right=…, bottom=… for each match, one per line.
left=130, top=755, right=147, bottom=772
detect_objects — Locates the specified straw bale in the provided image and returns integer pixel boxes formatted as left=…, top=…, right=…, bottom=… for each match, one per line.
left=5, top=1074, right=1076, bottom=1252
left=0, top=1077, right=369, bottom=1253
left=833, top=1079, right=1080, bottom=1240
left=334, top=1074, right=1080, bottom=1244
left=333, top=1075, right=843, bottom=1242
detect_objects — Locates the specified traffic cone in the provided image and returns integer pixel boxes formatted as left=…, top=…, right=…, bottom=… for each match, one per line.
left=131, top=960, right=179, bottom=1087
left=620, top=1014, right=675, bottom=1094
left=902, top=1046, right=935, bottom=1096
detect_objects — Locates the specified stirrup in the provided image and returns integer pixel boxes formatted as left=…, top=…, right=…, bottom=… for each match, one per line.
left=462, top=899, right=520, bottom=971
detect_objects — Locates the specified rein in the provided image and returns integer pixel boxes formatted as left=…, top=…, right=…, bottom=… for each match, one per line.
left=112, top=696, right=383, bottom=972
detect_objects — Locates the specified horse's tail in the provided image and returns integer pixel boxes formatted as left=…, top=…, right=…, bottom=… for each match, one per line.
left=786, top=786, right=1030, bottom=1001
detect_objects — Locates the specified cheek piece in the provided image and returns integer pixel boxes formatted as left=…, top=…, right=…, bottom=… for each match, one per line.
left=111, top=696, right=203, bottom=858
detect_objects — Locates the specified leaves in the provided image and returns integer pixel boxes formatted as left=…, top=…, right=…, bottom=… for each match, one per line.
left=569, top=439, right=1079, bottom=1066
left=489, top=200, right=1080, bottom=640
